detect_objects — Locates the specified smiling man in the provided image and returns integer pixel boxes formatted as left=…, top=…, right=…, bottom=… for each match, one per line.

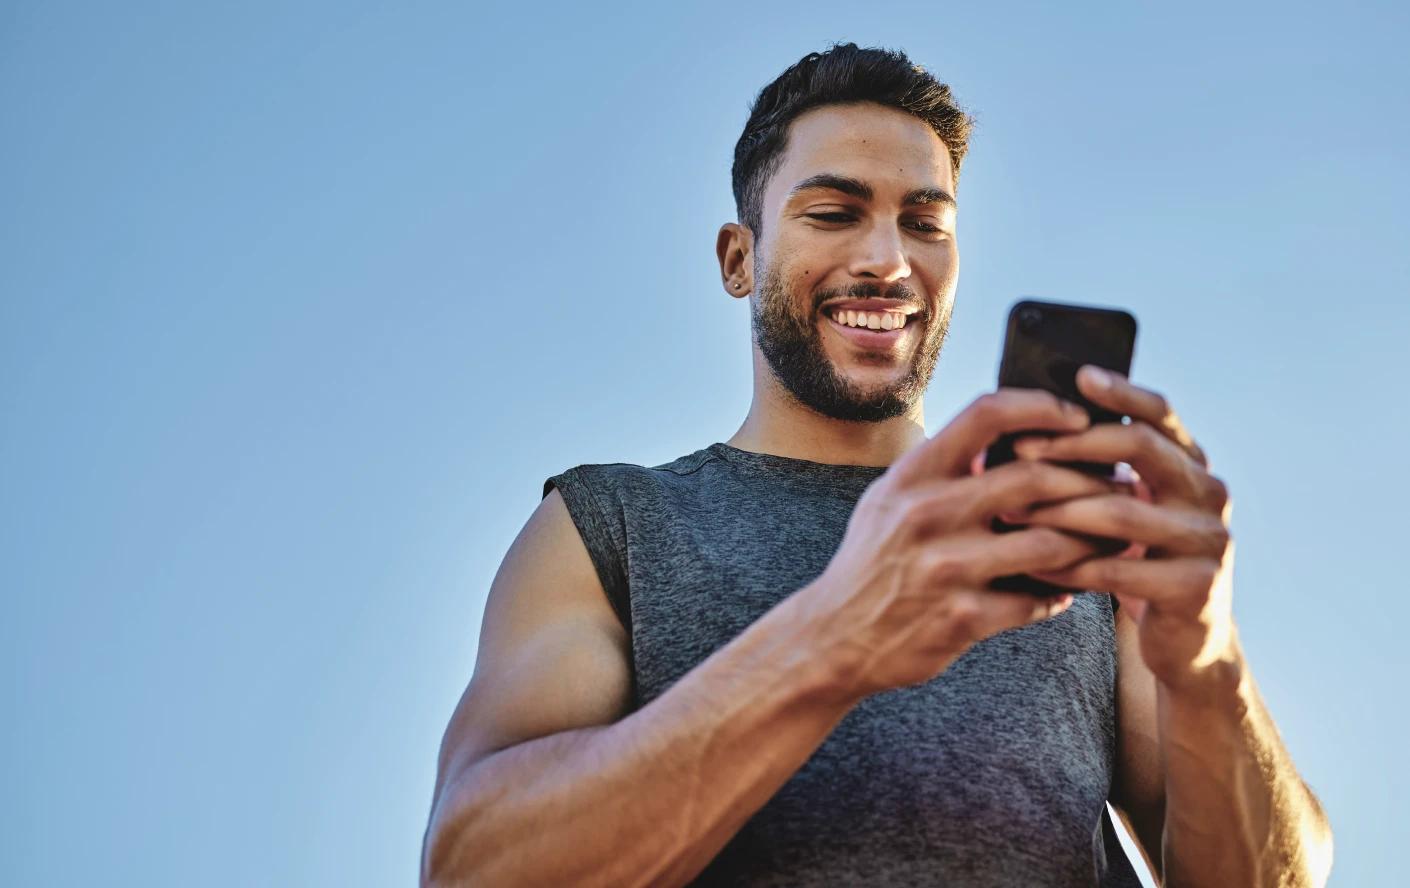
left=421, top=43, right=1333, bottom=886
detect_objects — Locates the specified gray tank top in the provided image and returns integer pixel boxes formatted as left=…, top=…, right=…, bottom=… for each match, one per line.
left=543, top=441, right=1143, bottom=886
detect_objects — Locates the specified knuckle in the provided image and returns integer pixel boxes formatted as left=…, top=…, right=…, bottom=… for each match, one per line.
left=970, top=392, right=1002, bottom=423
left=1015, top=458, right=1047, bottom=487
left=1206, top=474, right=1230, bottom=510
left=1191, top=442, right=1210, bottom=468
left=1136, top=423, right=1164, bottom=459
left=1084, top=557, right=1115, bottom=588
left=1215, top=525, right=1234, bottom=558
left=925, top=551, right=964, bottom=586
left=946, top=599, right=982, bottom=636
left=1195, top=561, right=1219, bottom=593
left=896, top=492, right=931, bottom=527
left=1151, top=392, right=1173, bottom=422
left=1181, top=519, right=1226, bottom=556
left=1031, top=526, right=1077, bottom=560
left=1108, top=493, right=1141, bottom=525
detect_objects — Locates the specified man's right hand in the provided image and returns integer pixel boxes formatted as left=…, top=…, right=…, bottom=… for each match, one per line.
left=801, top=388, right=1120, bottom=701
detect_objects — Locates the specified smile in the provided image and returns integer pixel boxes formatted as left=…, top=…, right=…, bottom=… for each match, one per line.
left=822, top=312, right=914, bottom=350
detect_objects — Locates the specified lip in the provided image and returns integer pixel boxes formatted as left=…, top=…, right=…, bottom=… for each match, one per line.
left=823, top=299, right=920, bottom=315
left=821, top=312, right=915, bottom=350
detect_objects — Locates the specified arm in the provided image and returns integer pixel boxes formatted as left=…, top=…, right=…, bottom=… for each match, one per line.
left=1110, top=604, right=1166, bottom=882
left=1020, top=365, right=1335, bottom=887
left=421, top=489, right=859, bottom=888
left=1109, top=600, right=1333, bottom=886
left=425, top=391, right=1121, bottom=886
left=1158, top=635, right=1334, bottom=886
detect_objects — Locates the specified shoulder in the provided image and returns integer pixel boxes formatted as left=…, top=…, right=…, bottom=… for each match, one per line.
left=542, top=447, right=722, bottom=501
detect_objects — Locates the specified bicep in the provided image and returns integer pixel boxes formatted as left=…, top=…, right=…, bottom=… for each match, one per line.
left=432, top=489, right=633, bottom=799
left=1110, top=602, right=1166, bottom=879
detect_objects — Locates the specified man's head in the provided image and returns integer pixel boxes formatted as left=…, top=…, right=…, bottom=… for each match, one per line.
left=717, top=43, right=975, bottom=423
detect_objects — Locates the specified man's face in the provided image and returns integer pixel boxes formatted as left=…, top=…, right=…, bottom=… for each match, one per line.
left=750, top=102, right=959, bottom=422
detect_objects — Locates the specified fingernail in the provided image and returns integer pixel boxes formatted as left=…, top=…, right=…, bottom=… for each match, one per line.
left=1083, top=365, right=1111, bottom=389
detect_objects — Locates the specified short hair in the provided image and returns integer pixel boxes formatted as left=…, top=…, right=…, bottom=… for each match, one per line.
left=731, top=42, right=976, bottom=241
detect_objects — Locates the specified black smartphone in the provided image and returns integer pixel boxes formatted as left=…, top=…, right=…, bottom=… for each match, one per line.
left=984, top=299, right=1138, bottom=596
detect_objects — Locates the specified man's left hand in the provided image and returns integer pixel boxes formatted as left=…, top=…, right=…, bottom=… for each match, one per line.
left=1013, top=365, right=1240, bottom=696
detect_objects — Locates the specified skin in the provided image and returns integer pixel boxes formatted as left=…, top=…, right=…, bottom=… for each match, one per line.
left=716, top=101, right=956, bottom=467
left=419, top=99, right=1332, bottom=887
left=714, top=101, right=1334, bottom=884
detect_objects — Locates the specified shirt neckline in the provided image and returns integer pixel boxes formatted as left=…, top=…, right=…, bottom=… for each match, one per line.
left=706, top=442, right=891, bottom=479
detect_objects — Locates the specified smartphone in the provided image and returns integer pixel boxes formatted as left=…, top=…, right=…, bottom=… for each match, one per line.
left=984, top=299, right=1138, bottom=596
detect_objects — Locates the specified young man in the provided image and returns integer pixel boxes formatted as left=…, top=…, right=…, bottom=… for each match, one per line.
left=420, top=43, right=1334, bottom=886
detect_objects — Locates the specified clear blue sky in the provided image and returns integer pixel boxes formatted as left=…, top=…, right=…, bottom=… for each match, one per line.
left=3, top=2, right=1405, bottom=885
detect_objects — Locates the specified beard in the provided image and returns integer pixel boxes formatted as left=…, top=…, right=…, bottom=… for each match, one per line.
left=750, top=258, right=951, bottom=423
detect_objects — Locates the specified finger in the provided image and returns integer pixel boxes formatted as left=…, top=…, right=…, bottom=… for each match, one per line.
left=944, top=586, right=1076, bottom=644
left=1023, top=494, right=1231, bottom=558
left=893, top=388, right=1090, bottom=485
left=965, top=525, right=1105, bottom=582
left=970, top=459, right=1122, bottom=521
left=1076, top=366, right=1208, bottom=468
left=1013, top=422, right=1205, bottom=504
left=1029, top=556, right=1218, bottom=615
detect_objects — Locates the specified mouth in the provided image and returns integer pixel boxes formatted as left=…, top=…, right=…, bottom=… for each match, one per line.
left=821, top=311, right=917, bottom=351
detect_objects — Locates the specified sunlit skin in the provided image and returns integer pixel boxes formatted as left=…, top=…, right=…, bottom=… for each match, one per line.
left=716, top=101, right=957, bottom=468
left=714, top=100, right=1333, bottom=883
left=1007, top=367, right=1333, bottom=883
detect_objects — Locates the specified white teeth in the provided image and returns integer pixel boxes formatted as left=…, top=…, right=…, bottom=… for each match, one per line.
left=829, top=309, right=908, bottom=330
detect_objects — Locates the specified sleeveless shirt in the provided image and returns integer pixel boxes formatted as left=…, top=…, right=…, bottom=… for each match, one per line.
left=542, top=441, right=1144, bottom=887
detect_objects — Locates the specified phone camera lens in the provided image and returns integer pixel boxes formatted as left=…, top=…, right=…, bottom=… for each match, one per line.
left=1017, top=306, right=1042, bottom=331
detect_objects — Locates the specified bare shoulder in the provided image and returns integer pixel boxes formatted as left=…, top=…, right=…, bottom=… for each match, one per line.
left=431, top=487, right=633, bottom=795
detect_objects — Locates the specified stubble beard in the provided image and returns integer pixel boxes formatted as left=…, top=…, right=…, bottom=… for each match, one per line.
left=750, top=257, right=951, bottom=423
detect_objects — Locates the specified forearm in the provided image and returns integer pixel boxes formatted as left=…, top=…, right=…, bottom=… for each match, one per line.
left=422, top=587, right=858, bottom=888
left=1159, top=633, right=1334, bottom=887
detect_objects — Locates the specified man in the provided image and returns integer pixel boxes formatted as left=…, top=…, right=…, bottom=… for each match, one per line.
left=420, top=43, right=1333, bottom=886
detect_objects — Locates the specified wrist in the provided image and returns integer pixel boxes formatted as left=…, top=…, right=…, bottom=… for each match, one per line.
left=782, top=575, right=879, bottom=708
left=1159, top=632, right=1252, bottom=717
left=783, top=577, right=913, bottom=710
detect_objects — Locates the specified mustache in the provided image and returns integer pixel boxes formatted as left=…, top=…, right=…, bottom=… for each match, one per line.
left=814, top=281, right=924, bottom=315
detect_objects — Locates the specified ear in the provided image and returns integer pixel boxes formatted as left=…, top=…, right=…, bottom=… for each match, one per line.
left=716, top=222, right=754, bottom=298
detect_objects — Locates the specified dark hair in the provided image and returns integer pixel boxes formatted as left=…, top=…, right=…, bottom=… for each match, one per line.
left=731, top=42, right=975, bottom=240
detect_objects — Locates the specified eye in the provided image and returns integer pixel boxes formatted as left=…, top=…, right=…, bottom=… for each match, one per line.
left=804, top=213, right=948, bottom=236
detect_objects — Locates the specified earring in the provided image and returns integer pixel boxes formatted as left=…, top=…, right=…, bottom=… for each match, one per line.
left=734, top=283, right=741, bottom=289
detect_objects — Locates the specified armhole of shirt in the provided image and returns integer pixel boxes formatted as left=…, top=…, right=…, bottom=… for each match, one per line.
left=542, top=467, right=633, bottom=639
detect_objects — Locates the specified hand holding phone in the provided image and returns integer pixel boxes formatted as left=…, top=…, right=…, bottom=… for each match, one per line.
left=983, top=299, right=1138, bottom=596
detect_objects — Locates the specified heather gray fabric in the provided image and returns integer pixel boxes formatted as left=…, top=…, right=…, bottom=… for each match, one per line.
left=542, top=441, right=1144, bottom=886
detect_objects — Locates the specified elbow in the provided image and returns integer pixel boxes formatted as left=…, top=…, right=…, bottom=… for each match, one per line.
left=420, top=772, right=486, bottom=888
left=421, top=817, right=480, bottom=888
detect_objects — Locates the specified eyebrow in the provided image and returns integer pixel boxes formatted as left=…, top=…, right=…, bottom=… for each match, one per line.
left=786, top=172, right=957, bottom=209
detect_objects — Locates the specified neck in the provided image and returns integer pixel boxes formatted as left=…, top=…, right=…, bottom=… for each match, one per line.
left=725, top=364, right=927, bottom=469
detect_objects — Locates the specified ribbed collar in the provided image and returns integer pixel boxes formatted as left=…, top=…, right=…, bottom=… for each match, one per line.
left=706, top=442, right=891, bottom=481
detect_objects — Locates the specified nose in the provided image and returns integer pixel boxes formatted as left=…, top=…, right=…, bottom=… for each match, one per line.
left=847, top=218, right=911, bottom=284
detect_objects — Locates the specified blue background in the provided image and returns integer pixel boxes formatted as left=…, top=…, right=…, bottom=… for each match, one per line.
left=4, top=2, right=1403, bottom=885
